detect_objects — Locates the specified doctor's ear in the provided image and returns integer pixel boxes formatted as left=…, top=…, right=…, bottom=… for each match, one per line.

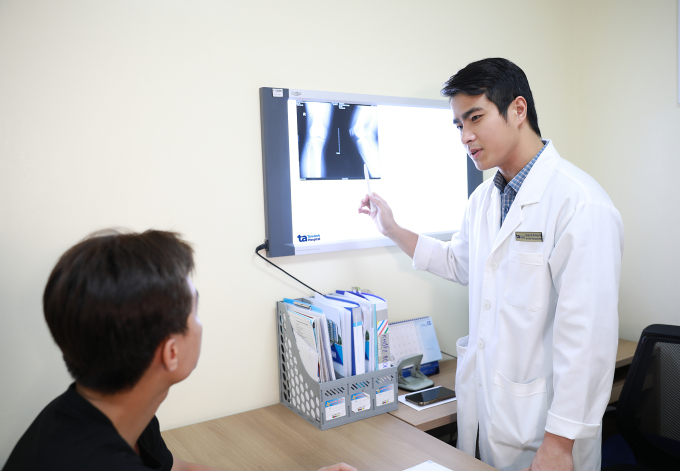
left=512, top=96, right=528, bottom=123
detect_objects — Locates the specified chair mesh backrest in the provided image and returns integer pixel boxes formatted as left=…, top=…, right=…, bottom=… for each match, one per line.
left=636, top=342, right=680, bottom=443
left=618, top=325, right=680, bottom=468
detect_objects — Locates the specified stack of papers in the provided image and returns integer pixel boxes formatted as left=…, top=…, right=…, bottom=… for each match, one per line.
left=304, top=295, right=356, bottom=378
left=283, top=290, right=392, bottom=382
left=283, top=299, right=335, bottom=382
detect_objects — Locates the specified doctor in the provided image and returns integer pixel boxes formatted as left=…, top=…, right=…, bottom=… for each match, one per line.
left=359, top=58, right=623, bottom=471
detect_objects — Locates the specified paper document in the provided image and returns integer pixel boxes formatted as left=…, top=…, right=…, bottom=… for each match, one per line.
left=291, top=329, right=319, bottom=382
left=287, top=308, right=317, bottom=349
left=284, top=299, right=336, bottom=382
left=305, top=296, right=351, bottom=378
left=402, top=461, right=453, bottom=471
left=286, top=308, right=320, bottom=381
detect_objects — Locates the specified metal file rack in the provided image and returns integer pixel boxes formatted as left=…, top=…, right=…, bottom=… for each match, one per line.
left=276, top=301, right=398, bottom=431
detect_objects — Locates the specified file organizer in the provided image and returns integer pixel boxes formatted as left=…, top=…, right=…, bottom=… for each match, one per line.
left=276, top=301, right=398, bottom=431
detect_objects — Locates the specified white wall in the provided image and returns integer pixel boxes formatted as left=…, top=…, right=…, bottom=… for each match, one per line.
left=0, top=0, right=674, bottom=465
left=569, top=0, right=680, bottom=341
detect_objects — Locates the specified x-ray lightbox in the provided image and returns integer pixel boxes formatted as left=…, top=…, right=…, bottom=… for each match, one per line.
left=260, top=87, right=483, bottom=257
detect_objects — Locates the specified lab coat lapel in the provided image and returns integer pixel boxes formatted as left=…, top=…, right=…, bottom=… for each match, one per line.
left=491, top=198, right=522, bottom=254
left=486, top=189, right=501, bottom=247
left=515, top=140, right=560, bottom=208
left=488, top=140, right=559, bottom=255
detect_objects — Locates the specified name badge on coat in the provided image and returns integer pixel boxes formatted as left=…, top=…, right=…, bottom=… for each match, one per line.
left=515, top=232, right=543, bottom=242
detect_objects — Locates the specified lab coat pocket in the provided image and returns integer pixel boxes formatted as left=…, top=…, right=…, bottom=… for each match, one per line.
left=454, top=335, right=477, bottom=455
left=454, top=336, right=469, bottom=390
left=488, top=371, right=548, bottom=449
left=456, top=335, right=469, bottom=359
left=504, top=250, right=543, bottom=311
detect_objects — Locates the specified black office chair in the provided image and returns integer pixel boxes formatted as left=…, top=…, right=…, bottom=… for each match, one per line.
left=602, top=324, right=680, bottom=470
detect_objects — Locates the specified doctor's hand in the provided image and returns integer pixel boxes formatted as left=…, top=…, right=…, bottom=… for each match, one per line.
left=358, top=192, right=398, bottom=237
left=357, top=192, right=418, bottom=258
left=520, top=431, right=574, bottom=471
left=317, top=463, right=358, bottom=471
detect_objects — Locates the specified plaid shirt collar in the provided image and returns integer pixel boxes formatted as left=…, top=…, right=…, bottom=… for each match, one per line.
left=493, top=140, right=547, bottom=225
left=493, top=141, right=547, bottom=194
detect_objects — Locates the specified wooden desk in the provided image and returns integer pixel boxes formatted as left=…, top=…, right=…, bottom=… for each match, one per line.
left=389, top=339, right=638, bottom=432
left=162, top=403, right=496, bottom=471
left=390, top=360, right=459, bottom=432
left=610, top=338, right=638, bottom=403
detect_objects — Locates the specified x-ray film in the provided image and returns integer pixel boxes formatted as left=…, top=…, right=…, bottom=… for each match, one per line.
left=297, top=101, right=380, bottom=180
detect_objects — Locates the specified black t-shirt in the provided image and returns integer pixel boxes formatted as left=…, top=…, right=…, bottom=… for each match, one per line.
left=3, top=383, right=174, bottom=471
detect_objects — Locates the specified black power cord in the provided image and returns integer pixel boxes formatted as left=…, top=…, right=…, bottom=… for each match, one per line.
left=255, top=241, right=323, bottom=295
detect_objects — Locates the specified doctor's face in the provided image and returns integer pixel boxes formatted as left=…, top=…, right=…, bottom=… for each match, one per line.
left=451, top=93, right=520, bottom=173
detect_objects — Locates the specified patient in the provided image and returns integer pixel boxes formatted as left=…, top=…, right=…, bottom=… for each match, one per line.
left=4, top=229, right=356, bottom=471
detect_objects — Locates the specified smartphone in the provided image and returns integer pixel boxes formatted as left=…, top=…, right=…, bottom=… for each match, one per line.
left=404, top=387, right=456, bottom=406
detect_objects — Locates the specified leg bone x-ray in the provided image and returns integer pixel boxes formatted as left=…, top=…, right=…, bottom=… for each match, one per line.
left=297, top=101, right=380, bottom=180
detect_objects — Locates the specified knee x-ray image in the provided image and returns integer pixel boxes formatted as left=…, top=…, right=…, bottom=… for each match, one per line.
left=297, top=101, right=380, bottom=180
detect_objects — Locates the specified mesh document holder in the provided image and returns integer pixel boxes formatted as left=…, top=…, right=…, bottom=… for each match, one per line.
left=276, top=301, right=398, bottom=430
left=616, top=324, right=680, bottom=469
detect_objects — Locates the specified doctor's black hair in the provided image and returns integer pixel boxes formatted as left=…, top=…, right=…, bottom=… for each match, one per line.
left=441, top=58, right=541, bottom=137
left=43, top=229, right=195, bottom=394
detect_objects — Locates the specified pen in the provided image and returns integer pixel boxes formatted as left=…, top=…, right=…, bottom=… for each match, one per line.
left=364, top=164, right=375, bottom=212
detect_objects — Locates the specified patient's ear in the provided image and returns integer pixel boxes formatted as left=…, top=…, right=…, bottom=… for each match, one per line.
left=160, top=337, right=179, bottom=372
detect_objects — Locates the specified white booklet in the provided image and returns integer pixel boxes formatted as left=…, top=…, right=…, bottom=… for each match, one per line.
left=284, top=299, right=335, bottom=382
left=403, top=461, right=453, bottom=471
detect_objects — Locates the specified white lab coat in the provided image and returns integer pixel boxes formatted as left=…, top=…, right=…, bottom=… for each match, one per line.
left=413, top=141, right=623, bottom=471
